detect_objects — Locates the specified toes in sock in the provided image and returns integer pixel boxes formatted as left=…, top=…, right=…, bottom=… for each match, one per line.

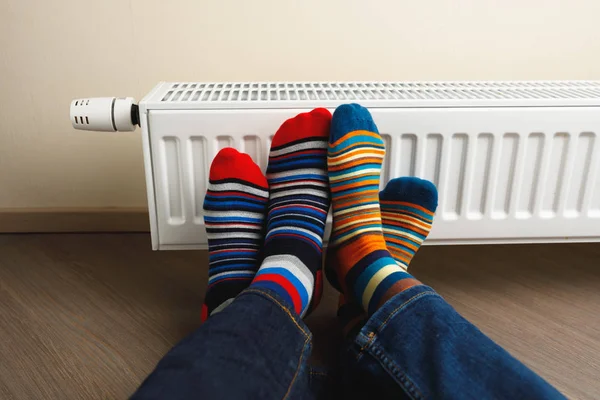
left=250, top=109, right=332, bottom=317
left=335, top=177, right=438, bottom=335
left=327, top=104, right=422, bottom=315
left=202, top=148, right=269, bottom=321
left=380, top=177, right=438, bottom=270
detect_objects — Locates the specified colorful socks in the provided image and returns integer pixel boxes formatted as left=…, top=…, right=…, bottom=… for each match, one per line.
left=201, top=148, right=269, bottom=321
left=336, top=176, right=438, bottom=334
left=380, top=177, right=438, bottom=270
left=250, top=109, right=332, bottom=317
left=327, top=104, right=422, bottom=316
left=201, top=107, right=438, bottom=322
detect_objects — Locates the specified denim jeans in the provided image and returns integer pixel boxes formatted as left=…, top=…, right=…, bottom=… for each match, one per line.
left=132, top=285, right=565, bottom=399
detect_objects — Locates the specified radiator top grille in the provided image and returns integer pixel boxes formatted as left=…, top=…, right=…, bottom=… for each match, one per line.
left=143, top=81, right=600, bottom=109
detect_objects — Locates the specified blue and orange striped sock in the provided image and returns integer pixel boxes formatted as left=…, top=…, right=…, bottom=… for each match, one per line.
left=336, top=176, right=438, bottom=333
left=250, top=108, right=332, bottom=317
left=327, top=104, right=423, bottom=316
left=201, top=148, right=269, bottom=321
left=380, top=177, right=437, bottom=268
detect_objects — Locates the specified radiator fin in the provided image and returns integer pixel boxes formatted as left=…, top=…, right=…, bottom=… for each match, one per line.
left=399, top=134, right=417, bottom=177
left=565, top=133, right=595, bottom=217
left=516, top=133, right=545, bottom=218
left=216, top=136, right=233, bottom=151
left=423, top=134, right=443, bottom=187
left=444, top=134, right=469, bottom=220
left=190, top=137, right=208, bottom=221
left=540, top=133, right=570, bottom=218
left=242, top=136, right=263, bottom=170
left=468, top=134, right=494, bottom=219
left=155, top=81, right=600, bottom=107
left=162, top=137, right=184, bottom=225
left=380, top=134, right=392, bottom=189
left=588, top=137, right=600, bottom=218
left=492, top=134, right=519, bottom=218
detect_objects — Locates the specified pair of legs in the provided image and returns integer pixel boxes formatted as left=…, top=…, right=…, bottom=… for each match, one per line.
left=133, top=105, right=565, bottom=399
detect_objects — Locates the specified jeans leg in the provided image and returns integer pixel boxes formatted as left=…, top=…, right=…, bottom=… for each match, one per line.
left=340, top=285, right=566, bottom=400
left=132, top=288, right=315, bottom=400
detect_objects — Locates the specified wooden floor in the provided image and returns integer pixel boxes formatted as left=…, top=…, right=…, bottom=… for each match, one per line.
left=0, top=234, right=599, bottom=399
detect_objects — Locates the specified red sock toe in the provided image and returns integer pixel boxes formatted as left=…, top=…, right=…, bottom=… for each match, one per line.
left=271, top=108, right=332, bottom=148
left=209, top=147, right=267, bottom=188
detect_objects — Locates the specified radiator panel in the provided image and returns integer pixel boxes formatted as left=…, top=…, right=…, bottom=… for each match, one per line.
left=147, top=106, right=600, bottom=249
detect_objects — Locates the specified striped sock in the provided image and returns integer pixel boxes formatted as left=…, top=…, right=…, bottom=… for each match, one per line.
left=201, top=148, right=269, bottom=321
left=327, top=104, right=422, bottom=316
left=380, top=177, right=438, bottom=269
left=336, top=176, right=438, bottom=334
left=250, top=108, right=332, bottom=317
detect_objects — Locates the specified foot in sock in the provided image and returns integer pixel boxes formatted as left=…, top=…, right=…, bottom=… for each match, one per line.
left=327, top=103, right=425, bottom=316
left=250, top=109, right=332, bottom=317
left=380, top=177, right=437, bottom=269
left=327, top=176, right=438, bottom=287
left=336, top=176, right=438, bottom=333
left=201, top=148, right=269, bottom=321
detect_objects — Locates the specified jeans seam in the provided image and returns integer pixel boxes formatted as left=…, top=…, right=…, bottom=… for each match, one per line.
left=282, top=335, right=311, bottom=400
left=356, top=290, right=437, bottom=400
left=367, top=342, right=425, bottom=400
left=375, top=290, right=438, bottom=333
left=243, top=289, right=310, bottom=339
left=242, top=289, right=312, bottom=400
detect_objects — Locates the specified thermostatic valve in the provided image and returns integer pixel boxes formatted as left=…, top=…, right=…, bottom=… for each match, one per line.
left=70, top=97, right=138, bottom=132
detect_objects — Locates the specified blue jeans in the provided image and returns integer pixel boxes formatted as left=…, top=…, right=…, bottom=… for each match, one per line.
left=132, top=285, right=565, bottom=399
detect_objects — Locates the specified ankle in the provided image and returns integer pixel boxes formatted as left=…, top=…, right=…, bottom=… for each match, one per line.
left=374, top=277, right=422, bottom=311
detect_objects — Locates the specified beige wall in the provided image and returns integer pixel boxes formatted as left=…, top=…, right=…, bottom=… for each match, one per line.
left=2, top=0, right=600, bottom=209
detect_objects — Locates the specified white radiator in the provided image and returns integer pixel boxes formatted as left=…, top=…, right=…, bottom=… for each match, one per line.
left=71, top=81, right=600, bottom=250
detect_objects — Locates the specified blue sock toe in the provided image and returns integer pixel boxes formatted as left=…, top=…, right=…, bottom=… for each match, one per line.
left=380, top=177, right=439, bottom=212
left=330, top=104, right=379, bottom=143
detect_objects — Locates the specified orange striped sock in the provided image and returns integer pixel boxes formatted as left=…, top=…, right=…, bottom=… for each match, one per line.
left=380, top=177, right=437, bottom=269
left=336, top=177, right=438, bottom=333
left=327, top=104, right=422, bottom=315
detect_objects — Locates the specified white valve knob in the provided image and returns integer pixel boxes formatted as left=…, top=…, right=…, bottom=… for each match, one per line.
left=70, top=97, right=137, bottom=132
